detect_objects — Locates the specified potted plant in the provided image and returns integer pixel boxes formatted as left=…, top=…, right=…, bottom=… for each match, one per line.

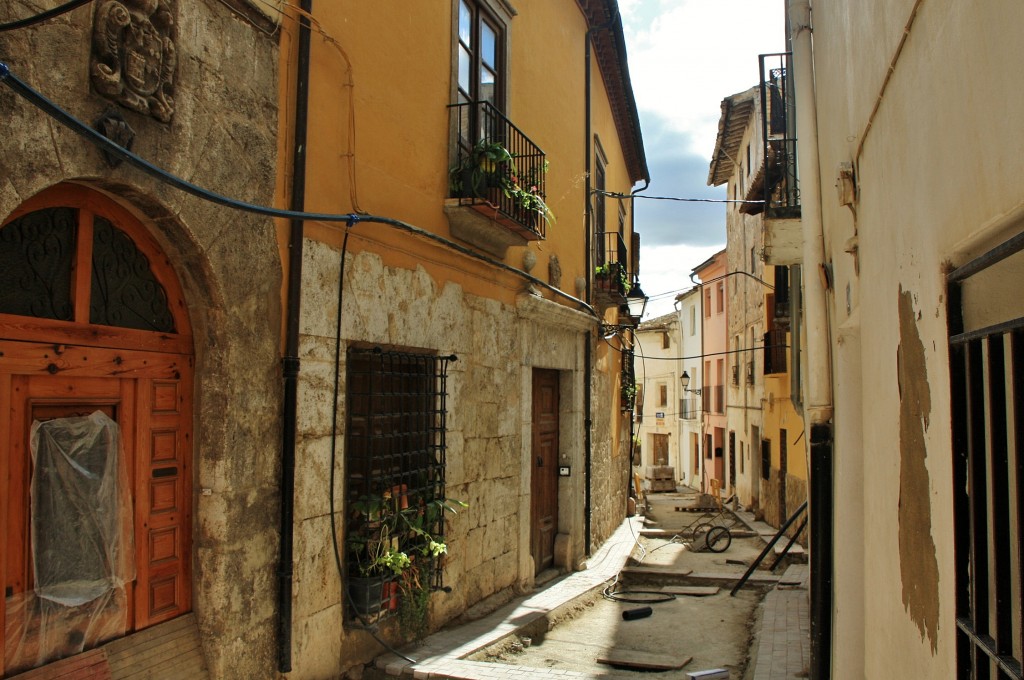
left=347, top=489, right=466, bottom=623
left=594, top=262, right=630, bottom=296
left=450, top=140, right=555, bottom=229
left=449, top=138, right=514, bottom=199
left=501, top=160, right=556, bottom=228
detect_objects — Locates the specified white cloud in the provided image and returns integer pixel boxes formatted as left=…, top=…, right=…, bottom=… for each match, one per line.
left=620, top=0, right=784, bottom=319
left=638, top=243, right=724, bottom=319
left=623, top=0, right=786, bottom=157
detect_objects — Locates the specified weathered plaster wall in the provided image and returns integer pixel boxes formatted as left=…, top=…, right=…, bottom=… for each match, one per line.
left=809, top=1, right=1024, bottom=676
left=0, top=3, right=282, bottom=678
left=289, top=245, right=603, bottom=677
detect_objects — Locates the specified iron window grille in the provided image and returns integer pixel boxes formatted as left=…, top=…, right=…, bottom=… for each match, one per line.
left=621, top=348, right=637, bottom=412
left=948, top=231, right=1024, bottom=680
left=344, top=347, right=456, bottom=623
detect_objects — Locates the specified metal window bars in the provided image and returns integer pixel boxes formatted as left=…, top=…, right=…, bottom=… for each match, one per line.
left=948, top=230, right=1024, bottom=680
left=344, top=347, right=455, bottom=622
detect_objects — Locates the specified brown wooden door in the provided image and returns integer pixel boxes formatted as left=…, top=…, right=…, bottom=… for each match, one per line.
left=530, top=369, right=559, bottom=575
left=652, top=434, right=669, bottom=466
left=0, top=184, right=194, bottom=674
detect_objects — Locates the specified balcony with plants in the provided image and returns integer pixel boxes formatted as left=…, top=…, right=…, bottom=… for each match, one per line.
left=444, top=101, right=552, bottom=258
left=593, top=231, right=631, bottom=308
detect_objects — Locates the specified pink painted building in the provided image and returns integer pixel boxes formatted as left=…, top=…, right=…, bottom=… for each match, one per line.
left=691, top=249, right=729, bottom=493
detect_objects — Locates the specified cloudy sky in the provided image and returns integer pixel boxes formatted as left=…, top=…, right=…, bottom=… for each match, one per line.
left=618, top=0, right=785, bottom=318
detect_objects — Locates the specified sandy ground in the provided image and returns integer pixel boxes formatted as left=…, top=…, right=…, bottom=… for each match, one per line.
left=469, top=490, right=779, bottom=679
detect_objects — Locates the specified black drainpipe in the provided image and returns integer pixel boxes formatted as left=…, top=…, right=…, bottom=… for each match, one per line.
left=809, top=421, right=833, bottom=680
left=278, top=1, right=313, bottom=672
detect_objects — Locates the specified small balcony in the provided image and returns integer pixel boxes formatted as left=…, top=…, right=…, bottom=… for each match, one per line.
left=445, top=101, right=548, bottom=257
left=594, top=231, right=631, bottom=308
left=759, top=52, right=803, bottom=266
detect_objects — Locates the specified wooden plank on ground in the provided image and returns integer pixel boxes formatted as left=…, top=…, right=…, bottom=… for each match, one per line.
left=598, top=649, right=692, bottom=670
left=9, top=649, right=110, bottom=680
left=106, top=614, right=208, bottom=680
left=621, top=565, right=693, bottom=577
left=640, top=529, right=679, bottom=538
left=658, top=585, right=720, bottom=596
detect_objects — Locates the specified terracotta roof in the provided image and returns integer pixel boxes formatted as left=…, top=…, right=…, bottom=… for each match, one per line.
left=707, top=86, right=758, bottom=187
left=577, top=0, right=649, bottom=184
left=638, top=311, right=678, bottom=331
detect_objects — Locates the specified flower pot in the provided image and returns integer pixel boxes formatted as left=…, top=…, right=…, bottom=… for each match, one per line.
left=387, top=581, right=400, bottom=611
left=347, top=575, right=386, bottom=618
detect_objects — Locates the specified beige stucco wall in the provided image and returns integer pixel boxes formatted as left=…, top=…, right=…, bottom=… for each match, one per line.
left=634, top=318, right=684, bottom=484
left=0, top=2, right=283, bottom=678
left=808, top=0, right=1024, bottom=677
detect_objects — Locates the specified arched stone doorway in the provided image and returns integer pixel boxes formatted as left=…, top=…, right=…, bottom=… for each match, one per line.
left=0, top=184, right=194, bottom=675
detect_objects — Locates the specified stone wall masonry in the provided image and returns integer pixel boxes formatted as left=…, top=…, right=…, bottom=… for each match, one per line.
left=760, top=471, right=808, bottom=546
left=0, top=3, right=282, bottom=679
left=291, top=245, right=614, bottom=676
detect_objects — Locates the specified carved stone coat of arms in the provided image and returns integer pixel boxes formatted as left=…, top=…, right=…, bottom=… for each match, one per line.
left=91, top=0, right=177, bottom=123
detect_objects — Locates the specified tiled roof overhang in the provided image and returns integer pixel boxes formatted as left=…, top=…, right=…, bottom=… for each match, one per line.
left=577, top=0, right=650, bottom=185
left=707, top=87, right=757, bottom=187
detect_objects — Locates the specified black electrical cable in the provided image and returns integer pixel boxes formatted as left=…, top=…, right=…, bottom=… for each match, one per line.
left=0, top=0, right=93, bottom=32
left=595, top=189, right=764, bottom=205
left=601, top=338, right=790, bottom=361
left=321, top=222, right=423, bottom=667
left=0, top=62, right=596, bottom=318
left=602, top=579, right=674, bottom=605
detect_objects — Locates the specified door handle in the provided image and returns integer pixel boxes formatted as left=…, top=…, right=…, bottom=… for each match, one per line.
left=536, top=456, right=543, bottom=467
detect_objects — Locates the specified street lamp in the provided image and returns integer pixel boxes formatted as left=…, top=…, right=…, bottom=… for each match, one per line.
left=680, top=371, right=702, bottom=395
left=625, top=280, right=648, bottom=324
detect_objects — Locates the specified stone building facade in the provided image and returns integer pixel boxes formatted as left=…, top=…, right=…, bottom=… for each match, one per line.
left=0, top=1, right=647, bottom=678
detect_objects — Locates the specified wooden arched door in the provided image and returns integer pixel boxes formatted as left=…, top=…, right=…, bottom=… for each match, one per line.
left=0, top=184, right=194, bottom=675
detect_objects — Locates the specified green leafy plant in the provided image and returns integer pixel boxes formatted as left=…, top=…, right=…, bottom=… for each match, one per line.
left=349, top=491, right=465, bottom=579
left=450, top=140, right=555, bottom=227
left=621, top=382, right=638, bottom=411
left=594, top=263, right=630, bottom=295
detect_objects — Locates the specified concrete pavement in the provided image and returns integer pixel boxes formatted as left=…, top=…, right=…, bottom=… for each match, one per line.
left=371, top=511, right=810, bottom=679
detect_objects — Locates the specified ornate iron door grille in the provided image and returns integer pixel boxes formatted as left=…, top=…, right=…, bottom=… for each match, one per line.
left=948, top=231, right=1024, bottom=680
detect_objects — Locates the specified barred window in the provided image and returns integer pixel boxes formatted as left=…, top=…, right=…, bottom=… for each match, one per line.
left=948, top=232, right=1024, bottom=679
left=344, top=347, right=455, bottom=623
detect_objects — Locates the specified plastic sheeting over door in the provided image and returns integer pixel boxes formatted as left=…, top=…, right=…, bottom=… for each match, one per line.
left=4, top=412, right=134, bottom=674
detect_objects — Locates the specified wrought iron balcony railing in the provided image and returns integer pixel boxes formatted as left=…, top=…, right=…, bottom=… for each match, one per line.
left=759, top=52, right=800, bottom=218
left=594, top=231, right=631, bottom=301
left=448, top=101, right=548, bottom=240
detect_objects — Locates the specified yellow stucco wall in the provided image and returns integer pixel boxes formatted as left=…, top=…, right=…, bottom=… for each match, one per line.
left=275, top=1, right=638, bottom=316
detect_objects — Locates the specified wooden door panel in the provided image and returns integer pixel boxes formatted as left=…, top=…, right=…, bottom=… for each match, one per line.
left=133, top=376, right=191, bottom=629
left=3, top=368, right=192, bottom=675
left=531, top=370, right=559, bottom=575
